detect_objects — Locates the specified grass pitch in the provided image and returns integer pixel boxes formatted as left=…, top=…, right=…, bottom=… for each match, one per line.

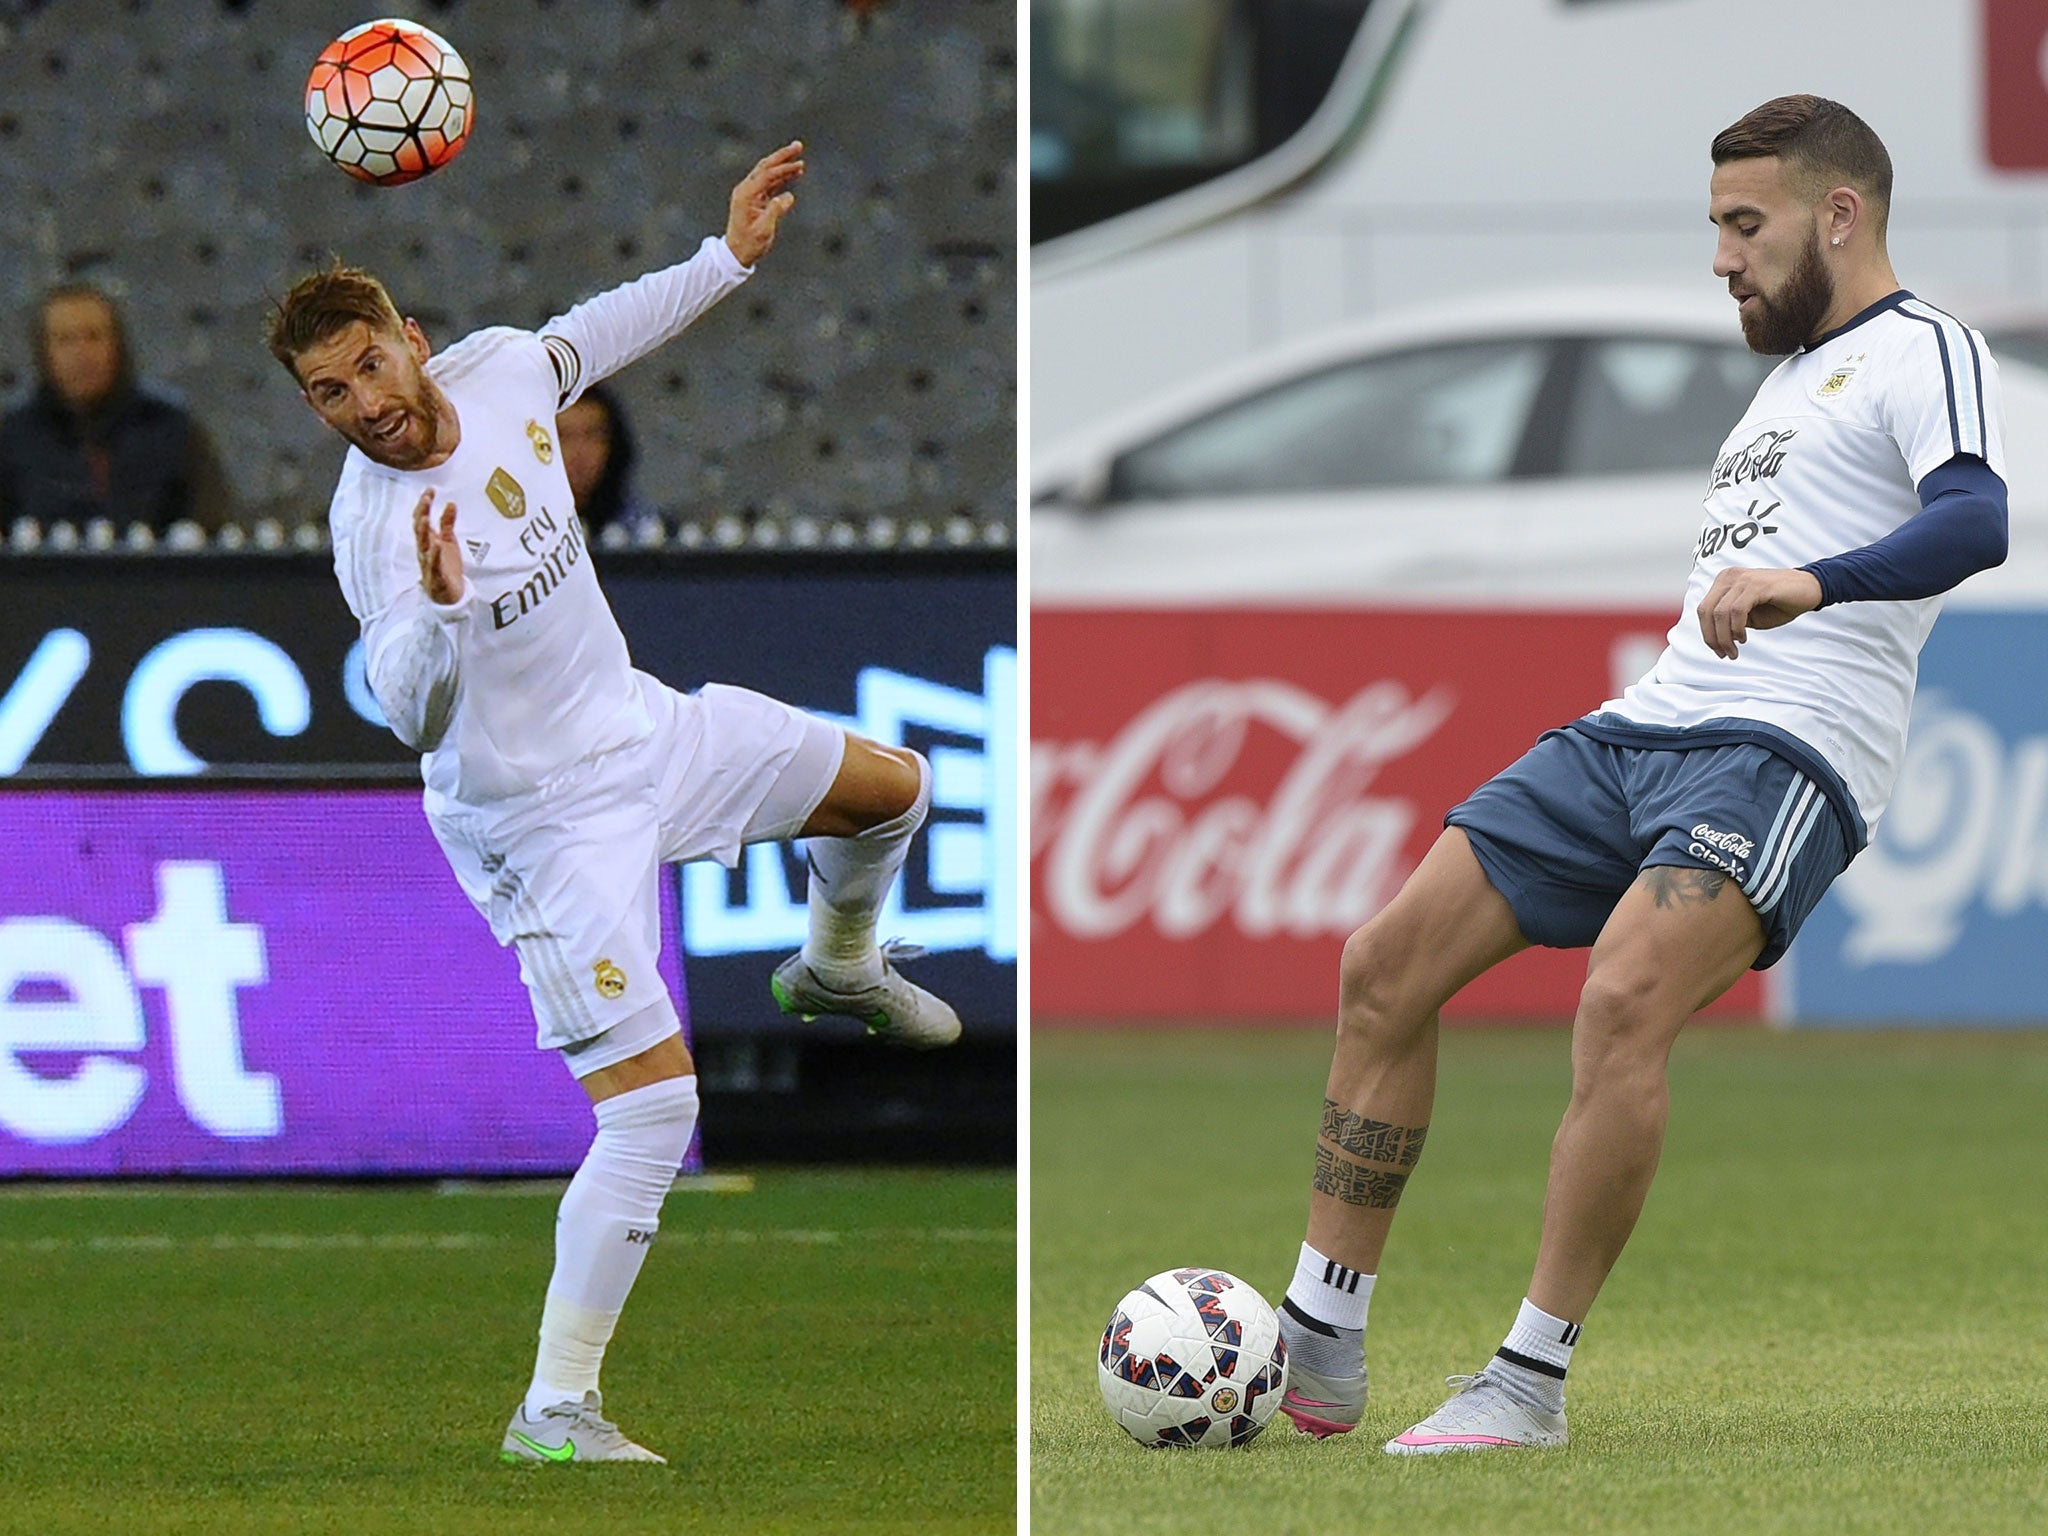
left=0, top=1168, right=1013, bottom=1536
left=1032, top=1027, right=2048, bottom=1536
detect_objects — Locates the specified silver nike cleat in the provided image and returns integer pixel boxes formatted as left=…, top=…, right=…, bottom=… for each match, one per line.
left=500, top=1391, right=667, bottom=1465
left=1279, top=1358, right=1368, bottom=1438
left=769, top=940, right=962, bottom=1049
left=1383, top=1370, right=1568, bottom=1455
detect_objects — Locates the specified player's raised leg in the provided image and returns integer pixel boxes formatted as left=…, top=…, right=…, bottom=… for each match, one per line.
left=1278, top=827, right=1529, bottom=1437
left=771, top=736, right=962, bottom=1048
left=1385, top=864, right=1763, bottom=1455
left=503, top=1020, right=696, bottom=1466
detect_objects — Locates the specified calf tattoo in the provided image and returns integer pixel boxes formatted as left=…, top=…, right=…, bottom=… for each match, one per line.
left=1646, top=866, right=1728, bottom=907
left=1314, top=1144, right=1409, bottom=1207
left=1320, top=1100, right=1428, bottom=1167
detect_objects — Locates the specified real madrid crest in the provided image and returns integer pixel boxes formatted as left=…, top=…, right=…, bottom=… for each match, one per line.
left=526, top=419, right=554, bottom=464
left=486, top=466, right=527, bottom=520
left=593, top=958, right=627, bottom=999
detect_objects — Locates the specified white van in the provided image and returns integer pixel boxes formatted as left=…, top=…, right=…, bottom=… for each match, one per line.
left=1032, top=0, right=2048, bottom=454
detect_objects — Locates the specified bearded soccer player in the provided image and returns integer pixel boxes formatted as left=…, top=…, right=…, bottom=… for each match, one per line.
left=266, top=142, right=962, bottom=1465
left=1271, top=96, right=2008, bottom=1452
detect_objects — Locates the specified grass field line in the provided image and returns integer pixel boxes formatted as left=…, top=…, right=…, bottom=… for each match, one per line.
left=0, top=1174, right=758, bottom=1199
left=0, top=1225, right=1013, bottom=1254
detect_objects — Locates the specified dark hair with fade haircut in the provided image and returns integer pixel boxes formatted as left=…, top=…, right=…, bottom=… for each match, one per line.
left=263, top=258, right=406, bottom=381
left=1712, top=95, right=1893, bottom=238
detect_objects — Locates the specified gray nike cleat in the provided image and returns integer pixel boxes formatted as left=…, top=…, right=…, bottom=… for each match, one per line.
left=500, top=1391, right=667, bottom=1465
left=1383, top=1370, right=1568, bottom=1455
left=769, top=940, right=962, bottom=1049
left=1279, top=1359, right=1368, bottom=1438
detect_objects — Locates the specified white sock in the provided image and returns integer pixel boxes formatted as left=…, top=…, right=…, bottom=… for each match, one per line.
left=1284, top=1241, right=1375, bottom=1330
left=801, top=752, right=929, bottom=988
left=1491, top=1296, right=1581, bottom=1413
left=1278, top=1241, right=1374, bottom=1379
left=524, top=1075, right=698, bottom=1416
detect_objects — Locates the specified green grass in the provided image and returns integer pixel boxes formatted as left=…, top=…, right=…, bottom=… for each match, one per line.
left=0, top=1169, right=1014, bottom=1536
left=1032, top=1028, right=2048, bottom=1536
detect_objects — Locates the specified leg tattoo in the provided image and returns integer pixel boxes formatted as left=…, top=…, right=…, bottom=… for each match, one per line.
left=1321, top=1100, right=1428, bottom=1167
left=1314, top=1144, right=1410, bottom=1208
left=1644, top=866, right=1728, bottom=907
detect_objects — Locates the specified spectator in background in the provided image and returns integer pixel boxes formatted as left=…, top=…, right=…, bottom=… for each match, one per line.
left=0, top=284, right=231, bottom=534
left=556, top=382, right=654, bottom=537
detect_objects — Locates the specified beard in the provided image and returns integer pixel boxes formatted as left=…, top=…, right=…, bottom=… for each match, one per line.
left=346, top=379, right=445, bottom=469
left=1738, top=229, right=1835, bottom=355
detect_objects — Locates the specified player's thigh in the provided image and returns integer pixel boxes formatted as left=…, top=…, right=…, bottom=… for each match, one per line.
left=1344, top=826, right=1531, bottom=1017
left=647, top=680, right=846, bottom=863
left=1577, top=864, right=1764, bottom=1054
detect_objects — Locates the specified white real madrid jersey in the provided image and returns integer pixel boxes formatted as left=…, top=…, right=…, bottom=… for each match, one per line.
left=327, top=235, right=749, bottom=806
left=1595, top=292, right=2006, bottom=840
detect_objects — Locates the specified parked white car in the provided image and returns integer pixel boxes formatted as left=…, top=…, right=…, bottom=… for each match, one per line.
left=1031, top=286, right=2048, bottom=607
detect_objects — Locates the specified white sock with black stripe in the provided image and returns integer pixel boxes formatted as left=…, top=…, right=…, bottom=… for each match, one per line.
left=1278, top=1241, right=1374, bottom=1378
left=1491, top=1297, right=1580, bottom=1413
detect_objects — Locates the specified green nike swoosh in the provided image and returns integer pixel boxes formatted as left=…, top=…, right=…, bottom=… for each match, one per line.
left=509, top=1430, right=576, bottom=1463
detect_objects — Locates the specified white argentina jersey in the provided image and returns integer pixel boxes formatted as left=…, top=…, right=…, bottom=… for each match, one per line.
left=1592, top=292, right=2006, bottom=843
left=327, top=235, right=751, bottom=806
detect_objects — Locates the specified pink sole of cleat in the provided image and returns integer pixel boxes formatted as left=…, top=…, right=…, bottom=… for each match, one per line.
left=1280, top=1400, right=1356, bottom=1439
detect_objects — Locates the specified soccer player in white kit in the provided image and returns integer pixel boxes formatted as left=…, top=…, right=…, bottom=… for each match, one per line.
left=265, top=143, right=962, bottom=1464
left=1268, top=97, right=2010, bottom=1452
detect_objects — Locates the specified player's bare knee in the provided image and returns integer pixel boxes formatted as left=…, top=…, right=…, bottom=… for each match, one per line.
left=875, top=745, right=928, bottom=824
left=1572, top=969, right=1674, bottom=1084
left=1336, top=922, right=1425, bottom=1050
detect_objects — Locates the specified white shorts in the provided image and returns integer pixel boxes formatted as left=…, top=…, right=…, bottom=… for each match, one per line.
left=428, top=673, right=846, bottom=1051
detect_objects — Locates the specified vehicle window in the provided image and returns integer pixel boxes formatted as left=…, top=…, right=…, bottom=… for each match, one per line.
left=1557, top=339, right=1772, bottom=476
left=1105, top=340, right=1550, bottom=500
left=1032, top=0, right=1376, bottom=243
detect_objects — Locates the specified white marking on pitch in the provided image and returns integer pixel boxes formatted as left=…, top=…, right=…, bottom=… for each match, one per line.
left=0, top=1226, right=1011, bottom=1253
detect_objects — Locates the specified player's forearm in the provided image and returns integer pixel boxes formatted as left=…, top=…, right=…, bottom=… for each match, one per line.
left=539, top=235, right=751, bottom=405
left=1800, top=456, right=2009, bottom=606
left=365, top=590, right=468, bottom=751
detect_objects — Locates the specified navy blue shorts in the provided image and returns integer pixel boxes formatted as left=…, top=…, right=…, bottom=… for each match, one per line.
left=1445, top=728, right=1851, bottom=969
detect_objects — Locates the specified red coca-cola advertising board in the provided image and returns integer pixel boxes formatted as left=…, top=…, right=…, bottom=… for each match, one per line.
left=1032, top=608, right=1766, bottom=1023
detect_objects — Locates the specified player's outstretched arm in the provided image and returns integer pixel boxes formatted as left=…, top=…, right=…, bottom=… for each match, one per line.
left=724, top=141, right=805, bottom=267
left=536, top=144, right=804, bottom=407
left=1696, top=566, right=1822, bottom=660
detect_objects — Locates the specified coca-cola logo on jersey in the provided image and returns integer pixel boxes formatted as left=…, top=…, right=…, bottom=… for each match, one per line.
left=1708, top=428, right=1797, bottom=492
left=1032, top=678, right=1455, bottom=942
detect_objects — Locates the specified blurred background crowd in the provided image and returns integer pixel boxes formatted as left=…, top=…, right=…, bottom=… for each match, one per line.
left=0, top=0, right=1014, bottom=554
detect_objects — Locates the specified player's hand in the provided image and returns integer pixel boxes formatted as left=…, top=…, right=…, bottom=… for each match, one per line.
left=413, top=489, right=464, bottom=605
left=1696, top=567, right=1822, bottom=659
left=725, top=141, right=805, bottom=267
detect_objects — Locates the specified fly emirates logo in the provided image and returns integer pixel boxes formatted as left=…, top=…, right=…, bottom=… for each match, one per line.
left=488, top=505, right=585, bottom=631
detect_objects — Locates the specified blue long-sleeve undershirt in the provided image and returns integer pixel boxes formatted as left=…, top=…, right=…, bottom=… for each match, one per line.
left=1800, top=454, right=2008, bottom=606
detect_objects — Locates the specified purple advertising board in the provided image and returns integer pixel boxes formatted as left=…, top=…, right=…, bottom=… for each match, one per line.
left=0, top=789, right=694, bottom=1176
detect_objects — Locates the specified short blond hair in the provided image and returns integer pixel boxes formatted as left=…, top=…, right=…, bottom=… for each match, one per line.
left=264, top=259, right=405, bottom=380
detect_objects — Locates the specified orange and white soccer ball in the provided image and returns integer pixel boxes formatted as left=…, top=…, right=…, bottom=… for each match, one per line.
left=304, top=18, right=474, bottom=186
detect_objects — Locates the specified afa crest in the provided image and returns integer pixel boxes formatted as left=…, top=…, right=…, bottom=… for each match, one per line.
left=526, top=419, right=554, bottom=464
left=486, top=466, right=527, bottom=520
left=592, top=958, right=627, bottom=999
left=1815, top=352, right=1866, bottom=400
